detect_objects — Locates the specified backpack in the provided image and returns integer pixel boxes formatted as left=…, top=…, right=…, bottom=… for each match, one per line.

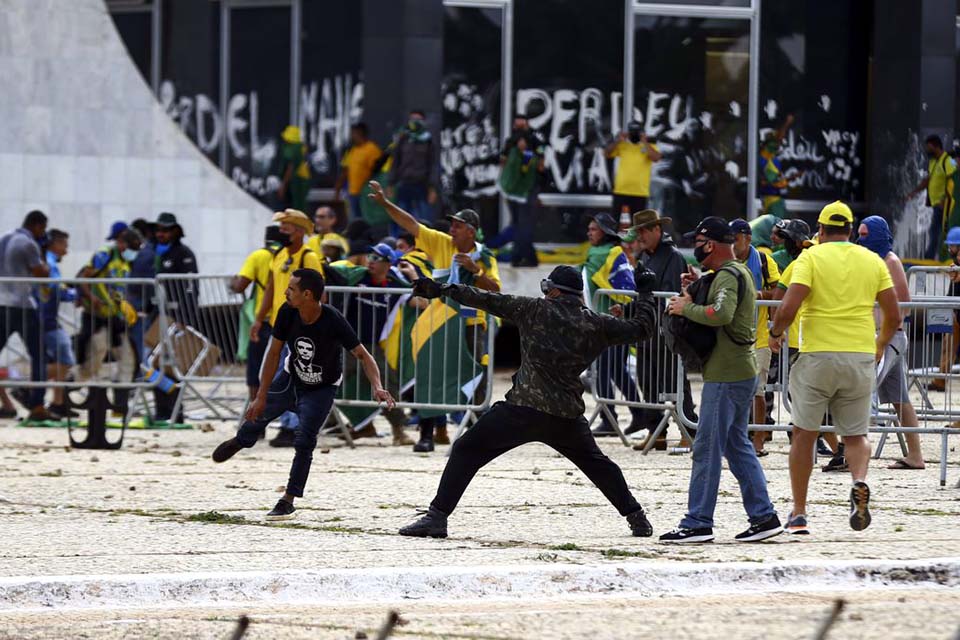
left=661, top=266, right=752, bottom=373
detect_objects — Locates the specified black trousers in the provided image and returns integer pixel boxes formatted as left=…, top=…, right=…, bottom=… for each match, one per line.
left=430, top=402, right=642, bottom=517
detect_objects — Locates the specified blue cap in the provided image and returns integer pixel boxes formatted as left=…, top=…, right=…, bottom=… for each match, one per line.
left=107, top=221, right=128, bottom=240
left=369, top=242, right=398, bottom=264
left=947, top=227, right=960, bottom=246
left=729, top=218, right=751, bottom=236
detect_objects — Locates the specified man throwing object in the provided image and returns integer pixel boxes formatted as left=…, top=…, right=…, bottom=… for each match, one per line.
left=212, top=269, right=395, bottom=520
left=399, top=264, right=659, bottom=539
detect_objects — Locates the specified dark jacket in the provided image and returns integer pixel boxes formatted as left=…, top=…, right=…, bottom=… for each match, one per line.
left=640, top=233, right=686, bottom=295
left=156, top=240, right=200, bottom=328
left=389, top=131, right=435, bottom=187
left=445, top=284, right=657, bottom=418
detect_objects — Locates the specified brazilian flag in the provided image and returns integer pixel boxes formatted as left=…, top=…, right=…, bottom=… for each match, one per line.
left=409, top=297, right=484, bottom=419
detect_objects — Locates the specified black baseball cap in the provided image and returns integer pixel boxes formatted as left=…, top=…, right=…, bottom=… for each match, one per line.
left=729, top=218, right=751, bottom=236
left=446, top=209, right=480, bottom=230
left=684, top=216, right=736, bottom=243
left=543, top=265, right=583, bottom=294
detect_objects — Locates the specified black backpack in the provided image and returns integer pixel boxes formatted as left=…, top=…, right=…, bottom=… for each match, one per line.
left=661, top=266, right=752, bottom=372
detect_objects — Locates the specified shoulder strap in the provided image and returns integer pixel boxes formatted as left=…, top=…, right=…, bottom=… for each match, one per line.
left=717, top=266, right=754, bottom=346
left=298, top=247, right=315, bottom=270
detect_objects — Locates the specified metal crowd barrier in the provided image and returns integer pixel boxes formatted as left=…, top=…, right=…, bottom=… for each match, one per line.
left=151, top=275, right=495, bottom=444
left=0, top=276, right=169, bottom=448
left=591, top=288, right=960, bottom=485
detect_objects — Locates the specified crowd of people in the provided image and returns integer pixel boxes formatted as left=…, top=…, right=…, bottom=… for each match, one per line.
left=0, top=210, right=199, bottom=423
left=0, top=178, right=947, bottom=541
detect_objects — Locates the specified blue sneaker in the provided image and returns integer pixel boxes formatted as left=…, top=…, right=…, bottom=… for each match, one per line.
left=786, top=512, right=809, bottom=535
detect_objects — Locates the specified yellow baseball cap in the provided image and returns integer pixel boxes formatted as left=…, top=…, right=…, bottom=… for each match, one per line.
left=817, top=201, right=854, bottom=226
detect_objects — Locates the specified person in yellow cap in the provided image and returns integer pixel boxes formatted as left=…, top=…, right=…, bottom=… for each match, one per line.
left=250, top=208, right=324, bottom=446
left=278, top=126, right=312, bottom=212
left=769, top=200, right=900, bottom=535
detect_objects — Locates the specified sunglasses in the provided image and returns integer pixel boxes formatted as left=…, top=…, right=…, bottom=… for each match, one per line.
left=367, top=253, right=390, bottom=263
left=280, top=256, right=294, bottom=273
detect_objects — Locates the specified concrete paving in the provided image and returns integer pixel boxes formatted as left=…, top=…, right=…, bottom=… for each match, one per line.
left=0, top=373, right=958, bottom=637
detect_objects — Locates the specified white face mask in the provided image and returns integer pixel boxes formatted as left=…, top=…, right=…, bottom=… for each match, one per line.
left=122, top=248, right=139, bottom=262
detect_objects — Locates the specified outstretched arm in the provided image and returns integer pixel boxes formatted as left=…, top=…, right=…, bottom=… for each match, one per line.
left=412, top=278, right=528, bottom=323
left=350, top=344, right=396, bottom=408
left=368, top=180, right=420, bottom=236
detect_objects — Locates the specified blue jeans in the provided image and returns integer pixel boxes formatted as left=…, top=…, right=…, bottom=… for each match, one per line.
left=681, top=377, right=776, bottom=529
left=396, top=182, right=431, bottom=223
left=0, top=306, right=45, bottom=407
left=347, top=194, right=363, bottom=221
left=236, top=369, right=337, bottom=497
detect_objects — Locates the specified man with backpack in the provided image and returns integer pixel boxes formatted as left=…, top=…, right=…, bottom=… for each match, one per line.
left=660, top=217, right=781, bottom=544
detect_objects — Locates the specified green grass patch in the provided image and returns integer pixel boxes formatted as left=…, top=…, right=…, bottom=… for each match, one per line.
left=185, top=511, right=248, bottom=525
left=549, top=543, right=582, bottom=551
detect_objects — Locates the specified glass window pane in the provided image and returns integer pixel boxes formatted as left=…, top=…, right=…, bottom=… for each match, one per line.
left=441, top=6, right=503, bottom=233
left=159, top=0, right=221, bottom=166
left=634, top=15, right=750, bottom=234
left=111, top=11, right=152, bottom=85
left=759, top=1, right=868, bottom=212
left=514, top=0, right=624, bottom=243
left=300, top=1, right=364, bottom=190
left=227, top=6, right=292, bottom=204
left=636, top=0, right=751, bottom=7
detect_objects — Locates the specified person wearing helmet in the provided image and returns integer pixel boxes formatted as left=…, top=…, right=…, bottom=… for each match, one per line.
left=770, top=219, right=811, bottom=272
left=398, top=264, right=660, bottom=540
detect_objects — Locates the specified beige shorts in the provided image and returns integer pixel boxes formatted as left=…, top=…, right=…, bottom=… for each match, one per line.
left=789, top=352, right=875, bottom=437
left=754, top=347, right=772, bottom=397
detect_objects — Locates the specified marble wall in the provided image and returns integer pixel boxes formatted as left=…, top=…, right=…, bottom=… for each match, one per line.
left=0, top=0, right=270, bottom=276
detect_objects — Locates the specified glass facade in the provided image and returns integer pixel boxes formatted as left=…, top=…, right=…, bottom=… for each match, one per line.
left=111, top=0, right=871, bottom=240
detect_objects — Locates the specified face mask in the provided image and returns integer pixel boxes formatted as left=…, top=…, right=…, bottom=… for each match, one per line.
left=693, top=242, right=711, bottom=265
left=278, top=232, right=293, bottom=247
left=927, top=150, right=938, bottom=159
left=628, top=132, right=641, bottom=143
left=155, top=243, right=171, bottom=256
left=122, top=248, right=139, bottom=262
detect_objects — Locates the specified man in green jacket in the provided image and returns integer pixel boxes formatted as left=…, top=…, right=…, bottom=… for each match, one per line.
left=660, top=217, right=781, bottom=544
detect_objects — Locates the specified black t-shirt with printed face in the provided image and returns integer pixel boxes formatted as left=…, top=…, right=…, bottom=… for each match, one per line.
left=272, top=303, right=361, bottom=387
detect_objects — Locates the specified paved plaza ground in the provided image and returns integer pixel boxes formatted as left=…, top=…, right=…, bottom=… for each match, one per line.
left=1, top=373, right=959, bottom=638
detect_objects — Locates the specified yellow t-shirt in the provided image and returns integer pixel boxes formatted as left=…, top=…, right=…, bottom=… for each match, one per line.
left=609, top=141, right=659, bottom=197
left=788, top=242, right=893, bottom=354
left=237, top=248, right=275, bottom=318
left=306, top=232, right=349, bottom=257
left=342, top=141, right=383, bottom=195
left=268, top=244, right=324, bottom=324
left=777, top=261, right=802, bottom=350
left=754, top=251, right=780, bottom=347
left=417, top=224, right=501, bottom=326
left=928, top=151, right=957, bottom=207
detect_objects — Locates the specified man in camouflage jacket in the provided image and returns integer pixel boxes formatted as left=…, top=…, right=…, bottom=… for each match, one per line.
left=398, top=264, right=659, bottom=539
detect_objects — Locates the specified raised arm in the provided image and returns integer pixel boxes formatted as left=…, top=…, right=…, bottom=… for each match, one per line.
left=367, top=180, right=420, bottom=236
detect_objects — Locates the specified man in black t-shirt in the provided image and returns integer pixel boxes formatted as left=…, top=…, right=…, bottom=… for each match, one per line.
left=212, top=269, right=395, bottom=520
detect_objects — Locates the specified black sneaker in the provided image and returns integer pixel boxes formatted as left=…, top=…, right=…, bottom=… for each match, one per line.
left=817, top=438, right=834, bottom=457
left=659, top=526, right=714, bottom=544
left=47, top=404, right=79, bottom=419
left=849, top=481, right=871, bottom=531
left=265, top=499, right=296, bottom=521
left=821, top=452, right=848, bottom=472
left=269, top=429, right=296, bottom=447
left=734, top=514, right=783, bottom=542
left=399, top=507, right=448, bottom=538
left=413, top=438, right=435, bottom=452
left=212, top=438, right=243, bottom=463
left=626, top=509, right=653, bottom=537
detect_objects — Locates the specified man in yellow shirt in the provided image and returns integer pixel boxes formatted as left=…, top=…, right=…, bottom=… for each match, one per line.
left=250, top=209, right=324, bottom=447
left=605, top=121, right=662, bottom=215
left=369, top=179, right=500, bottom=449
left=231, top=225, right=282, bottom=402
left=770, top=201, right=900, bottom=535
left=335, top=123, right=383, bottom=220
left=306, top=206, right=349, bottom=262
left=908, top=135, right=957, bottom=260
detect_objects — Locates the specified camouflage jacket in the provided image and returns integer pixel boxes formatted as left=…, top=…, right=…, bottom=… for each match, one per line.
left=446, top=285, right=657, bottom=418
